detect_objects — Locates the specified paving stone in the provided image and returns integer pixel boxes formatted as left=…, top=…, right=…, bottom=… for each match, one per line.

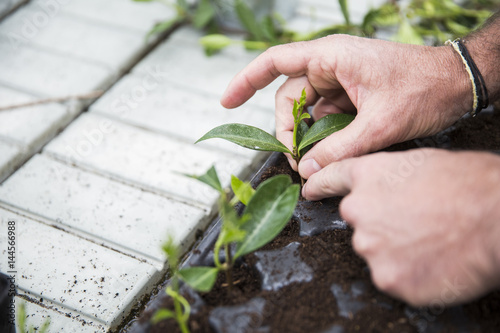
left=0, top=209, right=160, bottom=330
left=0, top=5, right=147, bottom=71
left=0, top=86, right=74, bottom=150
left=15, top=297, right=106, bottom=333
left=0, top=43, right=112, bottom=98
left=132, top=27, right=284, bottom=110
left=0, top=154, right=209, bottom=266
left=43, top=113, right=252, bottom=207
left=0, top=0, right=26, bottom=19
left=90, top=73, right=276, bottom=158
left=0, top=141, right=24, bottom=183
left=31, top=0, right=176, bottom=34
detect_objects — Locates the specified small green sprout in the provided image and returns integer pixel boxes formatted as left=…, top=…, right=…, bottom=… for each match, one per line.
left=17, top=301, right=50, bottom=333
left=182, top=166, right=299, bottom=292
left=196, top=89, right=355, bottom=185
left=152, top=237, right=192, bottom=333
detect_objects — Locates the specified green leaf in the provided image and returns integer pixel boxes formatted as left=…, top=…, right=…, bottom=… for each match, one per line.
left=151, top=309, right=175, bottom=324
left=193, top=0, right=215, bottom=29
left=445, top=19, right=470, bottom=36
left=392, top=18, right=424, bottom=45
left=339, top=0, right=350, bottom=25
left=219, top=225, right=247, bottom=245
left=18, top=302, right=26, bottom=333
left=196, top=124, right=292, bottom=154
left=299, top=88, right=307, bottom=108
left=296, top=120, right=311, bottom=155
left=39, top=319, right=51, bottom=333
left=241, top=40, right=269, bottom=51
left=235, top=0, right=264, bottom=41
left=146, top=17, right=180, bottom=40
left=298, top=114, right=354, bottom=152
left=199, top=34, right=233, bottom=55
left=162, top=236, right=180, bottom=270
left=231, top=175, right=255, bottom=205
left=179, top=267, right=219, bottom=292
left=296, top=120, right=309, bottom=147
left=235, top=175, right=299, bottom=258
left=292, top=99, right=299, bottom=120
left=185, top=165, right=223, bottom=193
left=260, top=15, right=278, bottom=42
left=219, top=200, right=247, bottom=243
left=299, top=113, right=311, bottom=122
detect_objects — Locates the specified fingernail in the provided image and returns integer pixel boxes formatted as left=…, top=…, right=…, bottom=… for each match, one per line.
left=300, top=159, right=322, bottom=178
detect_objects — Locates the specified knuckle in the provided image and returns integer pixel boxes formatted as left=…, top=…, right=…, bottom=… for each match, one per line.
left=371, top=264, right=404, bottom=297
left=351, top=230, right=372, bottom=256
left=339, top=195, right=357, bottom=223
left=372, top=268, right=397, bottom=293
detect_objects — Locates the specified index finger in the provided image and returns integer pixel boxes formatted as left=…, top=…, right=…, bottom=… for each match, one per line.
left=221, top=42, right=312, bottom=109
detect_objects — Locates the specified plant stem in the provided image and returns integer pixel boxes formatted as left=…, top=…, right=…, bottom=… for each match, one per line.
left=170, top=277, right=190, bottom=333
left=178, top=312, right=190, bottom=333
left=173, top=296, right=189, bottom=333
left=292, top=110, right=305, bottom=187
left=224, top=245, right=234, bottom=292
left=213, top=240, right=222, bottom=269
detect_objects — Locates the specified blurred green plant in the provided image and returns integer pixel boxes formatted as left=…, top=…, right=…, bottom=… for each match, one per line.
left=151, top=237, right=192, bottom=333
left=135, top=0, right=499, bottom=53
left=17, top=301, right=50, bottom=333
left=133, top=0, right=217, bottom=39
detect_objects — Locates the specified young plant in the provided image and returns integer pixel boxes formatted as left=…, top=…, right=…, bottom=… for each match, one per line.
left=180, top=166, right=299, bottom=292
left=17, top=301, right=50, bottom=333
left=152, top=237, right=192, bottom=333
left=196, top=89, right=355, bottom=185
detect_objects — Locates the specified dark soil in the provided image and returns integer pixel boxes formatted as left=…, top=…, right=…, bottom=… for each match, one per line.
left=125, top=109, right=500, bottom=333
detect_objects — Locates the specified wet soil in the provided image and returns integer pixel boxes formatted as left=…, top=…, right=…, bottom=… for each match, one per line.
left=124, top=109, right=500, bottom=333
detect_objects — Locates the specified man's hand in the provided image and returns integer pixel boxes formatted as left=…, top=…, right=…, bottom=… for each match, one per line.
left=302, top=149, right=500, bottom=306
left=221, top=35, right=472, bottom=179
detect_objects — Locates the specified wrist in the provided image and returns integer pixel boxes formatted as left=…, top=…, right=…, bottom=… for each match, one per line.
left=463, top=12, right=500, bottom=103
left=431, top=45, right=473, bottom=117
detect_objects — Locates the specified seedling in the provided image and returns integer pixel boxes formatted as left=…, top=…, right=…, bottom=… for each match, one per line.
left=152, top=237, right=192, bottom=333
left=180, top=167, right=299, bottom=292
left=196, top=89, right=355, bottom=185
left=17, top=301, right=50, bottom=333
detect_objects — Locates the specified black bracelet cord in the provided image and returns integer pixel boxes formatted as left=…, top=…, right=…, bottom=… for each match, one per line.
left=456, top=39, right=489, bottom=116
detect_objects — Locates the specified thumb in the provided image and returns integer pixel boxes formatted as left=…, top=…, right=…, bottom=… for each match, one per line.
left=298, top=114, right=387, bottom=179
left=301, top=159, right=356, bottom=200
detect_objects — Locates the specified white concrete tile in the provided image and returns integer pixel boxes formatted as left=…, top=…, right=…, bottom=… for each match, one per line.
left=132, top=27, right=283, bottom=109
left=31, top=0, right=176, bottom=34
left=0, top=5, right=148, bottom=71
left=43, top=113, right=252, bottom=206
left=134, top=27, right=285, bottom=110
left=15, top=297, right=106, bottom=333
left=0, top=0, right=26, bottom=19
left=0, top=86, right=74, bottom=150
left=0, top=43, right=113, bottom=98
left=89, top=73, right=276, bottom=158
left=0, top=154, right=209, bottom=265
left=0, top=209, right=160, bottom=329
left=0, top=141, right=24, bottom=183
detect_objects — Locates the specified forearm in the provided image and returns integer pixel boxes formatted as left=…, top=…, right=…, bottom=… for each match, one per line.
left=465, top=10, right=500, bottom=102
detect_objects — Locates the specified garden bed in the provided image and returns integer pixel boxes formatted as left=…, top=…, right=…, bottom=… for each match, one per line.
left=123, top=109, right=500, bottom=333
